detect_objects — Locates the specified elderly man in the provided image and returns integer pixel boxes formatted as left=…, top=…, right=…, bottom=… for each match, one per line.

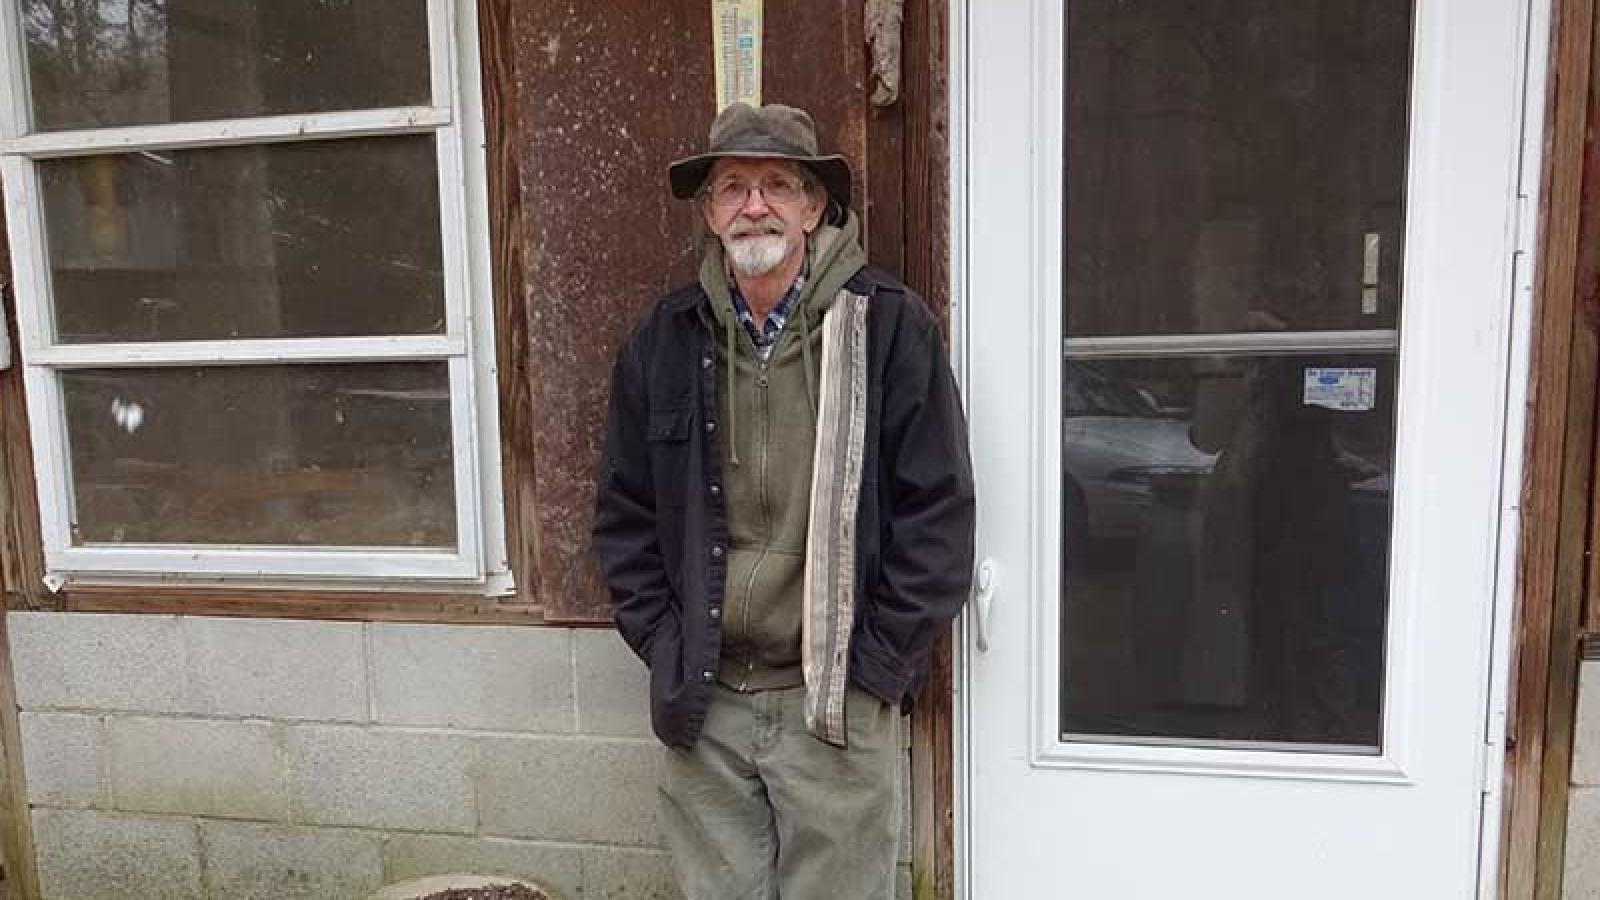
left=593, top=103, right=974, bottom=899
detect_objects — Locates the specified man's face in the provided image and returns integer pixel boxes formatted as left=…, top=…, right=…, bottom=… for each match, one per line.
left=701, top=158, right=825, bottom=278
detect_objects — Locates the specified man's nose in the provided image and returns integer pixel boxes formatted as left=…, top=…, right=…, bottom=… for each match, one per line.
left=739, top=185, right=772, bottom=217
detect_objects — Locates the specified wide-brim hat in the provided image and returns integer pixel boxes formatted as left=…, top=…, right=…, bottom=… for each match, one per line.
left=668, top=103, right=852, bottom=207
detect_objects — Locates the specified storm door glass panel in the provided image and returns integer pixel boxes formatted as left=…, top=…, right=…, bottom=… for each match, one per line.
left=19, top=0, right=430, bottom=131
left=1060, top=0, right=1412, bottom=751
left=39, top=136, right=445, bottom=342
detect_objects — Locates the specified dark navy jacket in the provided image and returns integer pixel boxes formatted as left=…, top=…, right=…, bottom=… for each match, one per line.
left=592, top=266, right=975, bottom=750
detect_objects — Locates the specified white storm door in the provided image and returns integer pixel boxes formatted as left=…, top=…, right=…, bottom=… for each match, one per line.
left=960, top=0, right=1537, bottom=897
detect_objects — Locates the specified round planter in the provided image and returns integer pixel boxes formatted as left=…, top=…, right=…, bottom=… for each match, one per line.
left=365, top=874, right=552, bottom=900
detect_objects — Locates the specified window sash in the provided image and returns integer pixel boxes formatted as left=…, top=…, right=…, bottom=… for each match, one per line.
left=4, top=127, right=472, bottom=348
left=30, top=354, right=484, bottom=581
left=0, top=0, right=505, bottom=588
left=0, top=108, right=452, bottom=159
left=27, top=336, right=468, bottom=368
left=0, top=0, right=456, bottom=142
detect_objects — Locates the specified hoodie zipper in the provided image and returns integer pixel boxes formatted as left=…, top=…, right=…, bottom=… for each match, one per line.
left=736, top=357, right=773, bottom=690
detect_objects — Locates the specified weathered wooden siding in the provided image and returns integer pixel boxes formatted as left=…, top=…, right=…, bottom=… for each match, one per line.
left=491, top=0, right=915, bottom=620
left=0, top=199, right=44, bottom=612
left=1504, top=0, right=1600, bottom=895
left=0, top=196, right=41, bottom=899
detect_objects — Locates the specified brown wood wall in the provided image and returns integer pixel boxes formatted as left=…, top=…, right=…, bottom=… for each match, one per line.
left=482, top=0, right=940, bottom=621
left=0, top=202, right=44, bottom=612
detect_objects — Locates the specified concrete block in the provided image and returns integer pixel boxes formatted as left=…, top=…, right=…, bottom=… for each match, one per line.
left=384, top=834, right=583, bottom=900
left=185, top=617, right=367, bottom=721
left=581, top=846, right=682, bottom=900
left=1565, top=788, right=1600, bottom=898
left=371, top=623, right=574, bottom=732
left=1574, top=662, right=1600, bottom=786
left=287, top=725, right=475, bottom=833
left=9, top=613, right=188, bottom=713
left=109, top=717, right=284, bottom=820
left=476, top=736, right=662, bottom=846
left=202, top=820, right=384, bottom=900
left=573, top=629, right=652, bottom=738
left=33, top=808, right=201, bottom=900
left=21, top=712, right=104, bottom=808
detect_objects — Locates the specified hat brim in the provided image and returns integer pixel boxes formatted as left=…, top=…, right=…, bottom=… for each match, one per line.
left=668, top=151, right=852, bottom=207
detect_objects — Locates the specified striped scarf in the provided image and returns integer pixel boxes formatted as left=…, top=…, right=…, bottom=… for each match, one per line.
left=801, top=289, right=872, bottom=747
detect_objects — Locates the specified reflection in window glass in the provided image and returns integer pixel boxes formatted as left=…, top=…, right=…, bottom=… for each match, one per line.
left=63, top=364, right=456, bottom=547
left=1061, top=356, right=1393, bottom=751
left=20, top=0, right=430, bottom=132
left=40, top=136, right=445, bottom=342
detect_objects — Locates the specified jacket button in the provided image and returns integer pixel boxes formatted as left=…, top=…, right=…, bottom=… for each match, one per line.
left=709, top=606, right=722, bottom=620
left=701, top=356, right=713, bottom=369
left=711, top=544, right=724, bottom=559
left=709, top=483, right=722, bottom=497
left=701, top=670, right=716, bottom=682
left=705, top=420, right=717, bottom=433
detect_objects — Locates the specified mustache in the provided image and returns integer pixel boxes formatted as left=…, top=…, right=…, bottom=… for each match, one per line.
left=728, top=216, right=787, bottom=238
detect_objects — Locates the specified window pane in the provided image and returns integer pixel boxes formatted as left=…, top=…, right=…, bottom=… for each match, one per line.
left=19, top=0, right=430, bottom=132
left=40, top=136, right=445, bottom=342
left=1061, top=355, right=1393, bottom=751
left=1064, top=0, right=1412, bottom=336
left=62, top=363, right=456, bottom=547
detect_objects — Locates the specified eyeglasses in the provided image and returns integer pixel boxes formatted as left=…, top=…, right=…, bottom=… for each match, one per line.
left=704, top=174, right=812, bottom=212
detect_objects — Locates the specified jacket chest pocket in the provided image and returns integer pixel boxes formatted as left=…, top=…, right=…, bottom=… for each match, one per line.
left=649, top=407, right=694, bottom=507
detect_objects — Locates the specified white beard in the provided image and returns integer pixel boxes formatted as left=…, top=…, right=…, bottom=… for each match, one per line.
left=724, top=234, right=790, bottom=277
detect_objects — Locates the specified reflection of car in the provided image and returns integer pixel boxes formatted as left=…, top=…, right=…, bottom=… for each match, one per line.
left=1063, top=361, right=1216, bottom=541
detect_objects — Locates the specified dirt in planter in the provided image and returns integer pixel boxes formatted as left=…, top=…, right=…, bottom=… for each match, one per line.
left=415, top=886, right=549, bottom=900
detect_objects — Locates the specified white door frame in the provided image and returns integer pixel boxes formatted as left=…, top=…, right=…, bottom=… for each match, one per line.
left=947, top=0, right=1552, bottom=894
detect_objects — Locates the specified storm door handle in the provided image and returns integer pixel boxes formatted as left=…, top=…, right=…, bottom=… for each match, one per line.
left=973, top=559, right=997, bottom=652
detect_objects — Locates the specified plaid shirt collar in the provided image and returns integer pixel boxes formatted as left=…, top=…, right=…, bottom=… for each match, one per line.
left=729, top=257, right=809, bottom=361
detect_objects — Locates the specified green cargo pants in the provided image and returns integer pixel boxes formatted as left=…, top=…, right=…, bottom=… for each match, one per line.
left=658, top=682, right=902, bottom=900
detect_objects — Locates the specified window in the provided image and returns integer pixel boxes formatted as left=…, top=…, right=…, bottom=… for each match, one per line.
left=0, top=1, right=507, bottom=590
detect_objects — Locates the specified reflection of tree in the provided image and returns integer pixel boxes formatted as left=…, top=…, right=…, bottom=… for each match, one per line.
left=22, top=0, right=169, bottom=129
left=1065, top=0, right=1412, bottom=335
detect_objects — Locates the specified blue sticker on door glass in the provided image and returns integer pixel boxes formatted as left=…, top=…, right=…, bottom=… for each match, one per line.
left=1303, top=367, right=1377, bottom=411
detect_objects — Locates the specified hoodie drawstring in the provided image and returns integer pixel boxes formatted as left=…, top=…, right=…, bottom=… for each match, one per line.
left=726, top=319, right=740, bottom=467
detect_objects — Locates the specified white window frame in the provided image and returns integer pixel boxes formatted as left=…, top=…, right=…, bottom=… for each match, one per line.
left=0, top=0, right=510, bottom=593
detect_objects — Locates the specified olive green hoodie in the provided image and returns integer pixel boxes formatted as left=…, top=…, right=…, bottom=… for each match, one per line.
left=698, top=211, right=868, bottom=691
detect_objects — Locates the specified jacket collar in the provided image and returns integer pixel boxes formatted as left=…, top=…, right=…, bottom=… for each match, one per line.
left=665, top=275, right=885, bottom=319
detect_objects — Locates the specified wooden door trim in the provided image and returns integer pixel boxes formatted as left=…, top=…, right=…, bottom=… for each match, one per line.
left=1501, top=0, right=1600, bottom=895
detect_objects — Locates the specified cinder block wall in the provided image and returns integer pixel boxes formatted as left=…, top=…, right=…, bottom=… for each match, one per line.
left=1568, top=661, right=1599, bottom=898
left=7, top=612, right=680, bottom=900
left=7, top=612, right=913, bottom=900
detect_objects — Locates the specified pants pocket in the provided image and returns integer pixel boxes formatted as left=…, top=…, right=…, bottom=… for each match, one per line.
left=845, top=683, right=899, bottom=751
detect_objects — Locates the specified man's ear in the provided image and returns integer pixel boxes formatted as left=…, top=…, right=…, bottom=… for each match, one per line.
left=701, top=198, right=721, bottom=235
left=803, top=197, right=826, bottom=233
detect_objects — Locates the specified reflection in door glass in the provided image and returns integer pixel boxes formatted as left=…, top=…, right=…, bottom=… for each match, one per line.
left=1064, top=0, right=1411, bottom=337
left=1062, top=357, right=1391, bottom=751
left=1060, top=0, right=1412, bottom=752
